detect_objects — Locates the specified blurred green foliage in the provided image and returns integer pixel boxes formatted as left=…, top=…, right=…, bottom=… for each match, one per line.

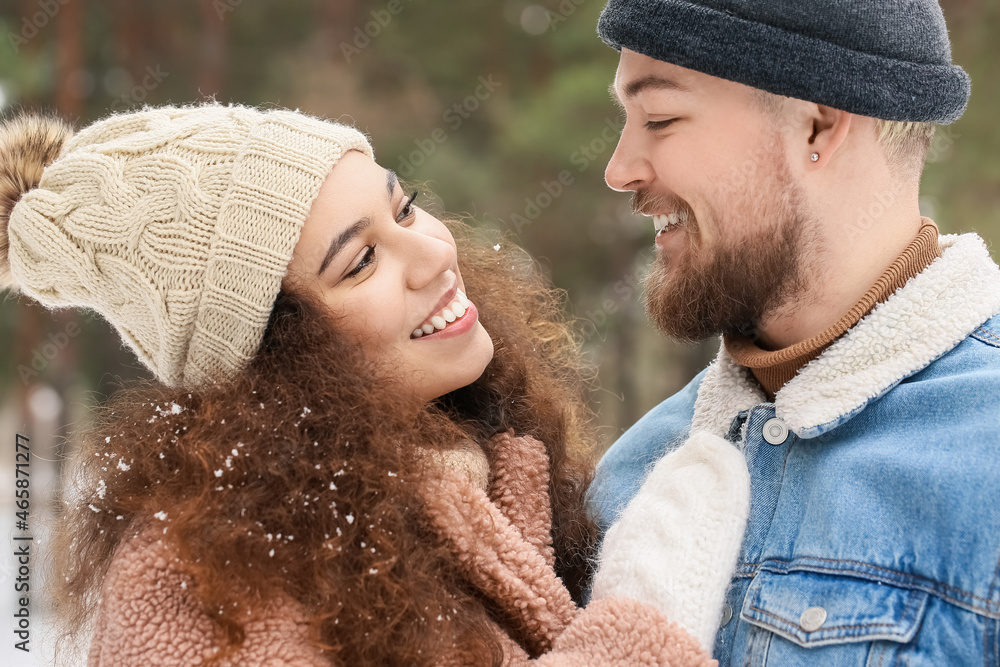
left=1, top=0, right=997, bottom=447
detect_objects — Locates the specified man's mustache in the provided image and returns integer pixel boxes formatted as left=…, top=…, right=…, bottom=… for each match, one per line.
left=631, top=189, right=694, bottom=219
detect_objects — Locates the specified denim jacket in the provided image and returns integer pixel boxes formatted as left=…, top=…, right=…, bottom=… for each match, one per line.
left=588, top=232, right=1000, bottom=666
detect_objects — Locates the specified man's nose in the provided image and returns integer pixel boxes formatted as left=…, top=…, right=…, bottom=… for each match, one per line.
left=605, top=124, right=654, bottom=192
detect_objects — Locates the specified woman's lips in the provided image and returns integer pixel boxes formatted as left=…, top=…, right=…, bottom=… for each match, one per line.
left=419, top=301, right=478, bottom=341
left=411, top=290, right=473, bottom=339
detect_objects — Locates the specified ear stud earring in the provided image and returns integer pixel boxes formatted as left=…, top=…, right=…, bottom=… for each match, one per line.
left=810, top=153, right=820, bottom=162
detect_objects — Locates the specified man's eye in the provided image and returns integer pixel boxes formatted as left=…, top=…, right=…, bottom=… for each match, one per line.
left=345, top=245, right=376, bottom=278
left=397, top=191, right=419, bottom=222
left=645, top=119, right=677, bottom=132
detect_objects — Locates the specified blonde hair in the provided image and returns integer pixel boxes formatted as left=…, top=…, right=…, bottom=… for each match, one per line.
left=752, top=89, right=936, bottom=176
left=873, top=119, right=936, bottom=174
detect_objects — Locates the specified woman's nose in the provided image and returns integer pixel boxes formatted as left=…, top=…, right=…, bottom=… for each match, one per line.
left=400, top=225, right=456, bottom=290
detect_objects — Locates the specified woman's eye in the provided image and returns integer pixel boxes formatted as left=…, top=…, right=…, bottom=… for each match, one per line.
left=345, top=244, right=376, bottom=278
left=397, top=191, right=419, bottom=223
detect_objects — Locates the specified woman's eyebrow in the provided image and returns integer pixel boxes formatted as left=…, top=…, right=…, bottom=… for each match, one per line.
left=317, top=170, right=398, bottom=277
left=318, top=216, right=372, bottom=276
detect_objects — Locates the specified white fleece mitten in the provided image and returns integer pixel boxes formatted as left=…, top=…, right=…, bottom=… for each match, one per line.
left=590, top=430, right=751, bottom=651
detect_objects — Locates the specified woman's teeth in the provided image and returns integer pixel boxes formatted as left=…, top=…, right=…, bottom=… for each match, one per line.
left=652, top=211, right=689, bottom=232
left=411, top=290, right=471, bottom=338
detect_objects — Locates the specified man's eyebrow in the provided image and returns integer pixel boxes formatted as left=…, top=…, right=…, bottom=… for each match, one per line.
left=615, top=75, right=690, bottom=101
left=608, top=82, right=626, bottom=113
left=318, top=216, right=372, bottom=277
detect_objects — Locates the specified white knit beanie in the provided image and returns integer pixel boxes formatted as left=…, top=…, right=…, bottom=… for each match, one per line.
left=0, top=103, right=373, bottom=388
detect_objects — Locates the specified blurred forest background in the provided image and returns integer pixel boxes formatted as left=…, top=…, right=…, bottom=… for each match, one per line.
left=0, top=0, right=997, bottom=449
left=0, top=1, right=996, bottom=662
left=0, top=0, right=997, bottom=456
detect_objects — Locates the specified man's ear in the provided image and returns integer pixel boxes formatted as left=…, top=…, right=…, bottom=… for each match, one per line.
left=804, top=104, right=852, bottom=167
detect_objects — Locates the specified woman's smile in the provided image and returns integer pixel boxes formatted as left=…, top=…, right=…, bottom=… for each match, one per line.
left=411, top=288, right=474, bottom=339
left=413, top=298, right=479, bottom=341
left=283, top=150, right=495, bottom=402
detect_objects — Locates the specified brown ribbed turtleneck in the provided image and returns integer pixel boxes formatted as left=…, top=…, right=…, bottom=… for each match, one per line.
left=724, top=220, right=941, bottom=401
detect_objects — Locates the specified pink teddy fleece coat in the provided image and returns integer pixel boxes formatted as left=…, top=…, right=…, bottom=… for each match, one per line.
left=86, top=433, right=714, bottom=666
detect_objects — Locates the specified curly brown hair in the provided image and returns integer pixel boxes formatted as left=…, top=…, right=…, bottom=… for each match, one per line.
left=49, top=217, right=600, bottom=666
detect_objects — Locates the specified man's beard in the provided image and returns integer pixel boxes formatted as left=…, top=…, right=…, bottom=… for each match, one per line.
left=638, top=152, right=817, bottom=344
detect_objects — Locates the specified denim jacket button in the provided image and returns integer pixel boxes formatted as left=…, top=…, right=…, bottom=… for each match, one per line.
left=720, top=603, right=733, bottom=626
left=762, top=417, right=789, bottom=445
left=799, top=606, right=827, bottom=632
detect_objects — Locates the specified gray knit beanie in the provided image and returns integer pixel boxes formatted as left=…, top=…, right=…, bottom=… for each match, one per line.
left=598, top=0, right=971, bottom=123
left=1, top=103, right=373, bottom=388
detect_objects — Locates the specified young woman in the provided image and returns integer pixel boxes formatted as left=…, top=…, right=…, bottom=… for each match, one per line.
left=0, top=104, right=711, bottom=665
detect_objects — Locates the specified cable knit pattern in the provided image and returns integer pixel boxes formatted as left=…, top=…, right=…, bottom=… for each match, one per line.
left=87, top=434, right=713, bottom=665
left=7, top=103, right=372, bottom=388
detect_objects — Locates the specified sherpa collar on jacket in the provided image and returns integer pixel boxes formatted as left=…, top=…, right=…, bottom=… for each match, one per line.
left=588, top=231, right=1000, bottom=655
left=691, top=232, right=1000, bottom=440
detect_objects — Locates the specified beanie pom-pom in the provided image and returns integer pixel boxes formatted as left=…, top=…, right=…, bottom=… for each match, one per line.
left=0, top=110, right=74, bottom=289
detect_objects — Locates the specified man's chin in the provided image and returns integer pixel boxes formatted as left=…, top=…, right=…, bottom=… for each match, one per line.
left=645, top=312, right=719, bottom=344
left=643, top=270, right=718, bottom=343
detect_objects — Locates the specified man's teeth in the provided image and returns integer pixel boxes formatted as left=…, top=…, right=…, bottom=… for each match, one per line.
left=411, top=290, right=471, bottom=338
left=652, top=211, right=689, bottom=232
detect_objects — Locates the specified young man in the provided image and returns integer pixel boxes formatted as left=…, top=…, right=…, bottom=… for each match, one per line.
left=585, top=1, right=1000, bottom=664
